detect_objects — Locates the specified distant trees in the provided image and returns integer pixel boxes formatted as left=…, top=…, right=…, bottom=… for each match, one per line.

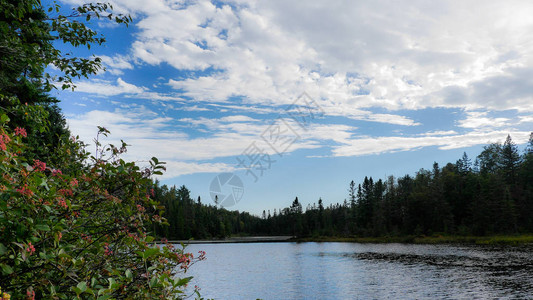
left=153, top=183, right=262, bottom=239
left=256, top=134, right=533, bottom=238
left=519, top=133, right=533, bottom=230
left=152, top=134, right=533, bottom=240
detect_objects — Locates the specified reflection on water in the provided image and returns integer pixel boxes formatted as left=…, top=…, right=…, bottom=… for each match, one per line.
left=184, top=242, right=533, bottom=299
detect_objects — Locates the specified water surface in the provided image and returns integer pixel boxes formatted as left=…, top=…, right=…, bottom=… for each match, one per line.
left=183, top=242, right=533, bottom=299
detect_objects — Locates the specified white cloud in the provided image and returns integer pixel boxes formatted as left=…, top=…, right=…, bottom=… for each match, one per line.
left=219, top=115, right=258, bottom=122
left=115, top=0, right=533, bottom=119
left=179, top=105, right=211, bottom=112
left=99, top=55, right=134, bottom=75
left=74, top=78, right=145, bottom=96
left=519, top=115, right=533, bottom=124
left=457, top=111, right=510, bottom=129
left=67, top=104, right=356, bottom=156
left=66, top=107, right=182, bottom=141
left=332, top=130, right=532, bottom=157
left=66, top=109, right=325, bottom=178
left=62, top=1, right=533, bottom=118
left=161, top=161, right=237, bottom=178
left=420, top=130, right=458, bottom=136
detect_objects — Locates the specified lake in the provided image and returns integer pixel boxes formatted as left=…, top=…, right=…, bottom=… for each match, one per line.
left=183, top=242, right=533, bottom=299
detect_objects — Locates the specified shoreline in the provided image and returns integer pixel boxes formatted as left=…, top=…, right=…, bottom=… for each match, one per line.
left=170, top=234, right=533, bottom=245
left=171, top=236, right=294, bottom=244
left=293, top=234, right=533, bottom=245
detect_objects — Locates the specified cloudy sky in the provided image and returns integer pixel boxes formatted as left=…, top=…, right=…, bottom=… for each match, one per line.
left=49, top=0, right=533, bottom=214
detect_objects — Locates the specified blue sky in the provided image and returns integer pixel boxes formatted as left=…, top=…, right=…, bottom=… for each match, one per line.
left=48, top=0, right=533, bottom=215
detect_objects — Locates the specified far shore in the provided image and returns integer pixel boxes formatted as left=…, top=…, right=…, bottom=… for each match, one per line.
left=293, top=234, right=533, bottom=245
left=169, top=234, right=533, bottom=245
left=171, top=236, right=295, bottom=244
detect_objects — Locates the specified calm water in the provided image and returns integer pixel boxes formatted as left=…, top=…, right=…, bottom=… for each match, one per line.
left=183, top=242, right=533, bottom=299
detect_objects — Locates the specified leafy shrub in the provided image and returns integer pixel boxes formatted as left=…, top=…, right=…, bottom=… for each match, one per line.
left=0, top=104, right=204, bottom=299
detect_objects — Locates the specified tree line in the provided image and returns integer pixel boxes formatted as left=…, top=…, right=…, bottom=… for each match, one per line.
left=152, top=183, right=263, bottom=239
left=155, top=134, right=533, bottom=238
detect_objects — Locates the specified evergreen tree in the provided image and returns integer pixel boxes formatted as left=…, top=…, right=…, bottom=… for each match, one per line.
left=318, top=198, right=325, bottom=229
left=457, top=152, right=472, bottom=175
left=526, top=132, right=533, bottom=154
left=477, top=143, right=502, bottom=175
left=348, top=180, right=357, bottom=233
left=501, top=135, right=520, bottom=184
left=290, top=197, right=303, bottom=235
left=349, top=180, right=357, bottom=208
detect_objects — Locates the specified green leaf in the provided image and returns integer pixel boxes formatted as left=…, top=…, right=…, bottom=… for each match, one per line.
left=49, top=284, right=57, bottom=295
left=0, top=114, right=9, bottom=123
left=0, top=243, right=6, bottom=255
left=77, top=281, right=87, bottom=292
left=1, top=264, right=14, bottom=275
left=125, top=268, right=132, bottom=279
left=175, top=276, right=193, bottom=287
left=108, top=278, right=117, bottom=289
left=34, top=176, right=48, bottom=187
left=149, top=276, right=158, bottom=288
left=142, top=247, right=160, bottom=259
left=71, top=287, right=82, bottom=295
left=35, top=224, right=50, bottom=231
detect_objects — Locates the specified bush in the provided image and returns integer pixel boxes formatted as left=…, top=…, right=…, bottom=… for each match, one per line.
left=0, top=104, right=204, bottom=299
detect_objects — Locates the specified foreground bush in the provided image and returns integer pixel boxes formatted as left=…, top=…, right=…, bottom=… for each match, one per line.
left=0, top=103, right=203, bottom=299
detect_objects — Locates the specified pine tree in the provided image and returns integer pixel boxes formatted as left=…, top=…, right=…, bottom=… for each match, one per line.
left=348, top=180, right=357, bottom=233
left=290, top=197, right=303, bottom=236
left=349, top=180, right=357, bottom=208
left=501, top=135, right=520, bottom=184
left=458, top=152, right=471, bottom=175
left=318, top=198, right=324, bottom=229
left=525, top=132, right=533, bottom=155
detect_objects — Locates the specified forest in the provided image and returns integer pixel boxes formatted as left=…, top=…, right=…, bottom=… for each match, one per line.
left=154, top=134, right=533, bottom=239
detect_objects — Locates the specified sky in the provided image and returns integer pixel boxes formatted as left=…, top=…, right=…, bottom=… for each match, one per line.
left=47, top=0, right=533, bottom=215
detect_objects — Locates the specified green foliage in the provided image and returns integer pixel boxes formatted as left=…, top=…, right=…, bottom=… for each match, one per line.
left=0, top=0, right=131, bottom=171
left=1, top=94, right=71, bottom=166
left=0, top=116, right=204, bottom=298
left=0, top=0, right=131, bottom=94
left=1, top=0, right=206, bottom=298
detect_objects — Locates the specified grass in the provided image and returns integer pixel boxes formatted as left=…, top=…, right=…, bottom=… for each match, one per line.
left=292, top=234, right=533, bottom=245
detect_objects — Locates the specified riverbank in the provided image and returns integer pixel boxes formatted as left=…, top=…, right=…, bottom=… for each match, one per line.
left=171, top=236, right=294, bottom=244
left=171, top=234, right=533, bottom=245
left=292, top=234, right=533, bottom=245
